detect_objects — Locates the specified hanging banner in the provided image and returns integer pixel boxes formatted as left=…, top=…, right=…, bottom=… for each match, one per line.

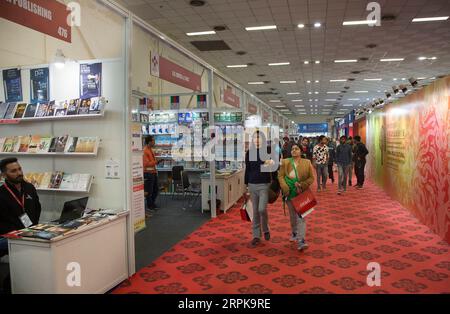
left=263, top=110, right=269, bottom=121
left=2, top=68, right=23, bottom=102
left=247, top=103, right=257, bottom=114
left=132, top=156, right=146, bottom=233
left=170, top=96, right=180, bottom=110
left=223, top=88, right=240, bottom=108
left=153, top=55, right=202, bottom=92
left=197, top=94, right=207, bottom=108
left=80, top=63, right=102, bottom=98
left=0, top=0, right=72, bottom=43
left=30, top=67, right=49, bottom=104
left=298, top=123, right=329, bottom=133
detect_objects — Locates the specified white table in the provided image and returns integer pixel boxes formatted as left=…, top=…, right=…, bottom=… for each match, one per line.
left=8, top=212, right=129, bottom=294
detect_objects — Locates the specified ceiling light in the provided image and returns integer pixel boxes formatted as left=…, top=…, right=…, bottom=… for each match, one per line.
left=314, top=22, right=322, bottom=28
left=343, top=20, right=378, bottom=26
left=325, top=99, right=337, bottom=101
left=417, top=77, right=427, bottom=80
left=334, top=60, right=358, bottom=63
left=315, top=80, right=319, bottom=83
left=269, top=100, right=281, bottom=103
left=245, top=25, right=277, bottom=31
left=314, top=92, right=319, bottom=94
left=275, top=105, right=286, bottom=108
left=355, top=91, right=369, bottom=93
left=412, top=16, right=449, bottom=23
left=280, top=81, right=296, bottom=84
left=294, top=105, right=304, bottom=107
left=364, top=78, right=382, bottom=81
left=327, top=91, right=340, bottom=94
left=393, top=78, right=398, bottom=81
left=248, top=81, right=265, bottom=85
left=292, top=99, right=303, bottom=102
left=343, top=104, right=354, bottom=107
left=298, top=24, right=305, bottom=28
left=287, top=92, right=300, bottom=95
left=315, top=61, right=320, bottom=64
left=330, top=79, right=347, bottom=82
left=308, top=92, right=312, bottom=95
left=304, top=61, right=309, bottom=64
left=348, top=98, right=360, bottom=100
left=269, top=62, right=290, bottom=66
left=307, top=80, right=311, bottom=83
left=53, top=49, right=66, bottom=69
left=186, top=30, right=216, bottom=36
left=380, top=58, right=404, bottom=62
left=323, top=105, right=333, bottom=107
left=226, top=64, right=248, bottom=68
left=418, top=57, right=427, bottom=61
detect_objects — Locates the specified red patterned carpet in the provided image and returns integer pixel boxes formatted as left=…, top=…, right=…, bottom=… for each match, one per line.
left=114, top=178, right=450, bottom=294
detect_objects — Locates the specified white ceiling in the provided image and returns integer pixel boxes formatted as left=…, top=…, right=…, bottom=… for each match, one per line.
left=118, top=0, right=450, bottom=118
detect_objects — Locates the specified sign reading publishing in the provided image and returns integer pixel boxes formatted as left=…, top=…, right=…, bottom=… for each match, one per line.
left=298, top=123, right=329, bottom=133
left=0, top=0, right=72, bottom=43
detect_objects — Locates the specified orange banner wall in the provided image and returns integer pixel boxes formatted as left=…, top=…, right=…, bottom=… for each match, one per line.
left=366, top=77, right=450, bottom=243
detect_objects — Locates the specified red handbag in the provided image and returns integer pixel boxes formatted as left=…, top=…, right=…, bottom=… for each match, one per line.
left=291, top=188, right=317, bottom=218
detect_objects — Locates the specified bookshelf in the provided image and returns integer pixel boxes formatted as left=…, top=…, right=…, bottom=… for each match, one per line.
left=0, top=112, right=105, bottom=124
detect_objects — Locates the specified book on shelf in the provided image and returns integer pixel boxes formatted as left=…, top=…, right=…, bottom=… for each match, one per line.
left=39, top=172, right=53, bottom=189
left=55, top=107, right=67, bottom=117
left=54, top=135, right=69, bottom=153
left=89, top=97, right=105, bottom=114
left=48, top=137, right=57, bottom=152
left=0, top=102, right=8, bottom=119
left=49, top=171, right=64, bottom=189
left=13, top=103, right=27, bottom=119
left=23, top=103, right=38, bottom=118
left=75, top=174, right=91, bottom=191
left=140, top=113, right=149, bottom=123
left=74, top=137, right=96, bottom=153
left=3, top=137, right=18, bottom=153
left=3, top=103, right=17, bottom=119
left=37, top=136, right=52, bottom=153
left=64, top=136, right=78, bottom=153
left=78, top=98, right=90, bottom=115
left=45, top=100, right=56, bottom=116
left=67, top=99, right=80, bottom=115
left=17, top=135, right=31, bottom=152
left=0, top=137, right=6, bottom=152
left=59, top=173, right=91, bottom=191
left=35, top=102, right=48, bottom=117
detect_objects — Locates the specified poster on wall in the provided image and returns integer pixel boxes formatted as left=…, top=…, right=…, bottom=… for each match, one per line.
left=197, top=94, right=207, bottom=108
left=2, top=68, right=23, bottom=102
left=132, top=156, right=146, bottom=233
left=30, top=67, right=49, bottom=104
left=150, top=52, right=160, bottom=77
left=223, top=87, right=240, bottom=108
left=170, top=96, right=180, bottom=109
left=131, top=123, right=143, bottom=152
left=80, top=63, right=102, bottom=99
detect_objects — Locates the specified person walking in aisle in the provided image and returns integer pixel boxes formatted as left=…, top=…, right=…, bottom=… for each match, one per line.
left=327, top=138, right=336, bottom=183
left=143, top=136, right=159, bottom=213
left=245, top=131, right=276, bottom=248
left=278, top=144, right=314, bottom=251
left=312, top=135, right=329, bottom=192
left=281, top=136, right=293, bottom=159
left=299, top=137, right=313, bottom=161
left=335, top=136, right=353, bottom=195
left=353, top=135, right=369, bottom=189
left=347, top=136, right=354, bottom=186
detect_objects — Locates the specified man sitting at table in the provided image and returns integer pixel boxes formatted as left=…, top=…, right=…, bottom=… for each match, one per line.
left=0, top=158, right=42, bottom=252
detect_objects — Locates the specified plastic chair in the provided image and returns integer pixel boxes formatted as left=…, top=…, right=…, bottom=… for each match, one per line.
left=182, top=172, right=202, bottom=208
left=171, top=166, right=184, bottom=199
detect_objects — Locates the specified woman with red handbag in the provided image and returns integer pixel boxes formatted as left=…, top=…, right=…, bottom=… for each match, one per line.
left=278, top=144, right=314, bottom=251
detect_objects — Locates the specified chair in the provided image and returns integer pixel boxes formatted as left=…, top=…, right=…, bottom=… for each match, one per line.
left=182, top=172, right=202, bottom=209
left=171, top=166, right=184, bottom=199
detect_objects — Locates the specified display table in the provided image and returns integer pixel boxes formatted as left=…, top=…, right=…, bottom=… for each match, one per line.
left=201, top=170, right=246, bottom=212
left=8, top=212, right=129, bottom=294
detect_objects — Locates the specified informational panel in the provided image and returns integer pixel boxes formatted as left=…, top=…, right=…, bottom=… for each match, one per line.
left=30, top=67, right=50, bottom=104
left=3, top=68, right=22, bottom=102
left=132, top=156, right=146, bottom=233
left=298, top=123, right=328, bottom=133
left=80, top=63, right=102, bottom=98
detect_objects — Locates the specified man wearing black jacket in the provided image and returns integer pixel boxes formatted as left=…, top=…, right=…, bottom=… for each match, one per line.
left=0, top=158, right=42, bottom=251
left=353, top=136, right=369, bottom=189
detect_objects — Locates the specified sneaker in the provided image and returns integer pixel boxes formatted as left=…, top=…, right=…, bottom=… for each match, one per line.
left=264, top=232, right=271, bottom=241
left=317, top=187, right=322, bottom=192
left=290, top=233, right=298, bottom=242
left=250, top=238, right=261, bottom=247
left=337, top=190, right=342, bottom=195
left=298, top=239, right=309, bottom=251
left=349, top=181, right=352, bottom=186
left=356, top=185, right=363, bottom=190
left=322, top=186, right=327, bottom=191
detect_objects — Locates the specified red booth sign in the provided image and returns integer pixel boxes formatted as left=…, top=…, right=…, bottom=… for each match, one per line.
left=223, top=88, right=240, bottom=108
left=158, top=56, right=201, bottom=92
left=247, top=103, right=257, bottom=114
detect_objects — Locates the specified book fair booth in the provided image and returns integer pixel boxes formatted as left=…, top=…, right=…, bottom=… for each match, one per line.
left=0, top=0, right=288, bottom=293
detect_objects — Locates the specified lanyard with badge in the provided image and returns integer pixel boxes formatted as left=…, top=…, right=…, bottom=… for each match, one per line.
left=3, top=184, right=33, bottom=228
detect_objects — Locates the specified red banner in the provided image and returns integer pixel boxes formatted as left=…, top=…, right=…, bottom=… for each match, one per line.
left=263, top=110, right=270, bottom=120
left=0, top=0, right=72, bottom=43
left=223, top=88, right=240, bottom=108
left=0, top=119, right=20, bottom=124
left=159, top=56, right=201, bottom=92
left=247, top=103, right=257, bottom=114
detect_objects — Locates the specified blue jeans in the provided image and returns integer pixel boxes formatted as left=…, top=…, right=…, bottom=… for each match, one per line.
left=144, top=172, right=159, bottom=209
left=249, top=183, right=270, bottom=239
left=0, top=237, right=8, bottom=252
left=316, top=164, right=328, bottom=189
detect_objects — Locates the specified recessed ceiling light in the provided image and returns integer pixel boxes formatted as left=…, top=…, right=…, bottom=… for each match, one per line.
left=248, top=81, right=265, bottom=85
left=315, top=80, right=319, bottom=83
left=364, top=78, right=382, bottom=81
left=417, top=77, right=427, bottom=80
left=348, top=98, right=360, bottom=100
left=226, top=64, right=248, bottom=68
left=269, top=62, right=290, bottom=66
left=304, top=61, right=310, bottom=64
left=287, top=92, right=300, bottom=95
left=334, top=60, right=358, bottom=63
left=292, top=99, right=303, bottom=102
left=355, top=91, right=369, bottom=93
left=325, top=99, right=337, bottom=101
left=186, top=30, right=216, bottom=36
left=330, top=79, right=347, bottom=82
left=327, top=91, right=340, bottom=94
left=245, top=25, right=277, bottom=31
left=307, top=80, right=311, bottom=83
left=280, top=81, right=296, bottom=84
left=393, top=78, right=398, bottom=81
left=275, top=105, right=286, bottom=108
left=380, top=58, right=404, bottom=62
left=343, top=104, right=354, bottom=106
left=343, top=20, right=378, bottom=26
left=269, top=100, right=281, bottom=103
left=412, top=16, right=449, bottom=23
left=294, top=105, right=305, bottom=107
left=314, top=92, right=319, bottom=94
left=298, top=24, right=305, bottom=28
left=315, top=61, right=320, bottom=64
left=308, top=92, right=312, bottom=95
left=323, top=105, right=333, bottom=107
left=314, top=22, right=322, bottom=28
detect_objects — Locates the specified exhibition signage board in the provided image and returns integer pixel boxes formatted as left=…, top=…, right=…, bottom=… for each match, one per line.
left=223, top=88, right=240, bottom=108
left=80, top=63, right=102, bottom=98
left=132, top=156, right=146, bottom=233
left=152, top=53, right=202, bottom=92
left=247, top=103, right=257, bottom=114
left=2, top=68, right=23, bottom=102
left=197, top=94, right=207, bottom=108
left=298, top=123, right=329, bottom=133
left=30, top=67, right=49, bottom=104
left=0, top=0, right=72, bottom=43
left=170, top=96, right=180, bottom=110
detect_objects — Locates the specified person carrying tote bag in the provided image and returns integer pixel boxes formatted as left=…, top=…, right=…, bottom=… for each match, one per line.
left=278, top=144, right=314, bottom=251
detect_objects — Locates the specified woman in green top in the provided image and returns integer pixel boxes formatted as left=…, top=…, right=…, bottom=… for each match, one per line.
left=278, top=144, right=315, bottom=251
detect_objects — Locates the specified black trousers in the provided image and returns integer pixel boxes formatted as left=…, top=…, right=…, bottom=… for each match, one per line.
left=144, top=172, right=159, bottom=209
left=328, top=164, right=334, bottom=181
left=355, top=159, right=366, bottom=187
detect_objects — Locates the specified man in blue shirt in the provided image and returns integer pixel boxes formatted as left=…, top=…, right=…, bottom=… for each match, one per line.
left=335, top=136, right=353, bottom=195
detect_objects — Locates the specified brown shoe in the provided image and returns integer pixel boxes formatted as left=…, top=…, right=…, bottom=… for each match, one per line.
left=250, top=238, right=261, bottom=247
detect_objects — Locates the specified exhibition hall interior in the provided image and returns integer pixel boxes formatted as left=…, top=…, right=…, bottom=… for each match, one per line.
left=0, top=0, right=449, bottom=295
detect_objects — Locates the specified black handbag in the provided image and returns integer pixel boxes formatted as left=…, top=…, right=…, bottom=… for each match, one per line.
left=268, top=172, right=281, bottom=204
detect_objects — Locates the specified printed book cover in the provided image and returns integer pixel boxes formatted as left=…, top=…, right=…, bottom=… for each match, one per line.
left=13, top=103, right=27, bottom=119
left=35, top=102, right=48, bottom=117
left=54, top=135, right=69, bottom=153
left=75, top=137, right=96, bottom=153
left=3, top=102, right=17, bottom=119
left=23, top=103, right=38, bottom=118
left=64, top=136, right=78, bottom=153
left=37, top=136, right=52, bottom=153
left=67, top=99, right=80, bottom=115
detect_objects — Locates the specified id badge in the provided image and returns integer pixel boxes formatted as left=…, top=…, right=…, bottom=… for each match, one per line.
left=20, top=213, right=33, bottom=228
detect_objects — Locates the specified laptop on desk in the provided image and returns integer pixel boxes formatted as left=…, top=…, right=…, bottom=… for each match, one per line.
left=51, top=197, right=89, bottom=224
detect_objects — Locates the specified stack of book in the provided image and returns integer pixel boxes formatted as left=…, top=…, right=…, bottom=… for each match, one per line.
left=0, top=97, right=107, bottom=120
left=0, top=135, right=98, bottom=154
left=23, top=172, right=92, bottom=191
